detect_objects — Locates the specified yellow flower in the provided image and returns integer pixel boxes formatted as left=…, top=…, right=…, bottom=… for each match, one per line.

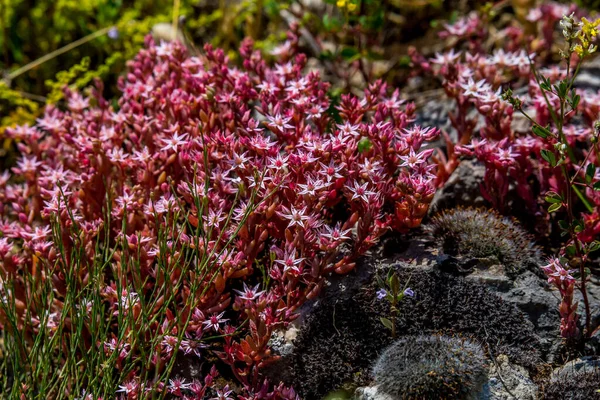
left=347, top=2, right=357, bottom=12
left=337, top=0, right=346, bottom=7
left=580, top=17, right=600, bottom=40
left=574, top=17, right=600, bottom=58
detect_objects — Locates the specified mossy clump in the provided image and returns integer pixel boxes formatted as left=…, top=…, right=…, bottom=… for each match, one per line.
left=373, top=335, right=488, bottom=400
left=428, top=207, right=541, bottom=276
left=275, top=265, right=541, bottom=398
left=544, top=358, right=600, bottom=400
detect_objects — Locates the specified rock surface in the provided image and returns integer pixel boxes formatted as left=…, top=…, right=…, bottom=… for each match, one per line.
left=551, top=356, right=600, bottom=380
left=575, top=56, right=600, bottom=92
left=428, top=160, right=486, bottom=214
left=485, top=354, right=538, bottom=400
left=353, top=386, right=394, bottom=400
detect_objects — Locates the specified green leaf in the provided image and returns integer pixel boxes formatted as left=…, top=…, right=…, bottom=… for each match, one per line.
left=390, top=273, right=400, bottom=295
left=570, top=91, right=581, bottom=109
left=366, top=50, right=385, bottom=61
left=322, top=14, right=342, bottom=31
left=565, top=245, right=576, bottom=257
left=380, top=317, right=394, bottom=330
left=545, top=191, right=562, bottom=203
left=587, top=241, right=600, bottom=253
left=319, top=49, right=335, bottom=61
left=548, top=202, right=562, bottom=213
left=554, top=80, right=568, bottom=98
left=586, top=164, right=596, bottom=184
left=539, top=77, right=551, bottom=92
left=541, top=149, right=557, bottom=167
left=398, top=55, right=412, bottom=68
left=594, top=181, right=600, bottom=191
left=375, top=275, right=386, bottom=289
left=532, top=125, right=551, bottom=139
left=357, top=137, right=373, bottom=153
left=340, top=46, right=360, bottom=61
left=558, top=219, right=569, bottom=230
left=448, top=10, right=459, bottom=24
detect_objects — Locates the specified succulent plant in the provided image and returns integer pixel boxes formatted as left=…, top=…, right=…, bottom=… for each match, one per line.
left=427, top=207, right=542, bottom=277
left=373, top=335, right=488, bottom=400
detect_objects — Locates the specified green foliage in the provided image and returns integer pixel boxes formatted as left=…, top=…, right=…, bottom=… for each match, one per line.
left=375, top=270, right=412, bottom=338
left=373, top=335, right=488, bottom=400
left=575, top=0, right=600, bottom=10
left=2, top=0, right=178, bottom=80
left=0, top=0, right=205, bottom=152
left=45, top=56, right=91, bottom=104
left=0, top=81, right=39, bottom=128
left=45, top=52, right=123, bottom=104
left=428, top=207, right=542, bottom=276
left=0, top=81, right=40, bottom=164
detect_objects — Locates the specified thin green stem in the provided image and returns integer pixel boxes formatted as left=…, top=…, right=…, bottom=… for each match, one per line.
left=7, top=26, right=114, bottom=82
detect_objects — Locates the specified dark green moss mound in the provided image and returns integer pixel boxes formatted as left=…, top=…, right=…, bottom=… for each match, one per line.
left=374, top=335, right=488, bottom=400
left=276, top=265, right=541, bottom=399
left=544, top=358, right=600, bottom=400
left=394, top=268, right=542, bottom=367
left=428, top=207, right=542, bottom=277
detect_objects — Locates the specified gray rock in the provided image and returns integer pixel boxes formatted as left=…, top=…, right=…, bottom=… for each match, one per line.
left=267, top=326, right=298, bottom=357
left=499, top=272, right=560, bottom=333
left=552, top=357, right=600, bottom=380
left=467, top=268, right=561, bottom=359
left=575, top=57, right=600, bottom=92
left=353, top=386, right=394, bottom=400
left=428, top=160, right=486, bottom=215
left=414, top=97, right=455, bottom=134
left=382, top=231, right=559, bottom=355
left=575, top=275, right=600, bottom=332
left=485, top=355, right=538, bottom=400
left=465, top=262, right=513, bottom=291
left=265, top=230, right=557, bottom=397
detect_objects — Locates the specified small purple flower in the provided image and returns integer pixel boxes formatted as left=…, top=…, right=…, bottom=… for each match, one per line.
left=376, top=289, right=387, bottom=300
left=108, top=27, right=119, bottom=40
left=403, top=288, right=415, bottom=297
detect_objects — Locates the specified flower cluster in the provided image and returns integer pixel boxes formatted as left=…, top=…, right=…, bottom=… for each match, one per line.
left=419, top=4, right=600, bottom=224
left=541, top=258, right=579, bottom=338
left=410, top=4, right=600, bottom=339
left=427, top=45, right=533, bottom=193
left=0, top=31, right=438, bottom=397
left=574, top=16, right=600, bottom=57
